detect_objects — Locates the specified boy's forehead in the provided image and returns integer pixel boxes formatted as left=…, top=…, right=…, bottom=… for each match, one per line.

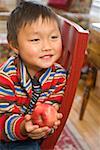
left=28, top=16, right=58, bottom=26
left=22, top=16, right=59, bottom=30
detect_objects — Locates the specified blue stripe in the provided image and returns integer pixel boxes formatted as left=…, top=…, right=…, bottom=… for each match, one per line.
left=21, top=106, right=27, bottom=112
left=3, top=56, right=15, bottom=71
left=0, top=103, right=9, bottom=108
left=26, top=80, right=31, bottom=89
left=56, top=70, right=66, bottom=74
left=6, top=115, right=19, bottom=140
left=15, top=87, right=24, bottom=92
left=21, top=63, right=24, bottom=80
left=0, top=87, right=14, bottom=95
left=39, top=68, right=51, bottom=83
left=4, top=66, right=15, bottom=72
left=50, top=73, right=55, bottom=77
left=41, top=93, right=47, bottom=97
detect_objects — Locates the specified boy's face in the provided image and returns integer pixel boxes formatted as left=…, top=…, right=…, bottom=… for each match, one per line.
left=16, top=17, right=62, bottom=72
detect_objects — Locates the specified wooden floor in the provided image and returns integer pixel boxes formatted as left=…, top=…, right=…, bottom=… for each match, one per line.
left=68, top=81, right=100, bottom=150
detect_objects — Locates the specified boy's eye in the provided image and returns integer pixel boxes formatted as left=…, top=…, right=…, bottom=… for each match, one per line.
left=30, top=39, right=40, bottom=42
left=51, top=36, right=59, bottom=39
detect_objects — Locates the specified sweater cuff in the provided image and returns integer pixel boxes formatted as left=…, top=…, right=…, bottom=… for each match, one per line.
left=14, top=117, right=28, bottom=140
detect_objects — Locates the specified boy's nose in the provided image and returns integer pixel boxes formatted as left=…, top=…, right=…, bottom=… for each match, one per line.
left=42, top=39, right=52, bottom=51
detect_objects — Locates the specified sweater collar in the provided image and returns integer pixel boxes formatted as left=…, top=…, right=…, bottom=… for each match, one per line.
left=16, top=55, right=53, bottom=90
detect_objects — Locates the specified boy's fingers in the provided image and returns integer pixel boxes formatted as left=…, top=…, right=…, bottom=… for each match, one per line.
left=36, top=102, right=42, bottom=106
left=28, top=126, right=50, bottom=137
left=54, top=120, right=61, bottom=126
left=26, top=125, right=39, bottom=133
left=57, top=113, right=63, bottom=119
left=32, top=126, right=50, bottom=134
left=28, top=132, right=46, bottom=139
left=25, top=114, right=31, bottom=121
left=53, top=103, right=59, bottom=111
left=25, top=121, right=39, bottom=132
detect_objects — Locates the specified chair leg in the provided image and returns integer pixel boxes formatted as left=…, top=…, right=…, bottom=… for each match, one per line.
left=79, top=67, right=97, bottom=120
left=79, top=86, right=91, bottom=120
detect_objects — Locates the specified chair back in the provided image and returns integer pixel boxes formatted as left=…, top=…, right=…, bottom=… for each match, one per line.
left=41, top=16, right=89, bottom=150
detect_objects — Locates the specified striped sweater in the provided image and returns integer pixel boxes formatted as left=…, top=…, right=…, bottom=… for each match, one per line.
left=0, top=55, right=66, bottom=141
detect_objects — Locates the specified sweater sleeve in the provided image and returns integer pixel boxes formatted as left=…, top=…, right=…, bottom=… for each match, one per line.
left=0, top=72, right=28, bottom=141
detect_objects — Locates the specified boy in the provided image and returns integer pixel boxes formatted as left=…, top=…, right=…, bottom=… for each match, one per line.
left=0, top=1, right=66, bottom=150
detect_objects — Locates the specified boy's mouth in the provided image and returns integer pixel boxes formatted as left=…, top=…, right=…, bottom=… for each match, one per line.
left=40, top=55, right=53, bottom=59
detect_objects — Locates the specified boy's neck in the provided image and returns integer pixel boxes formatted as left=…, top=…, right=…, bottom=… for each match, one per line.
left=26, top=65, right=46, bottom=80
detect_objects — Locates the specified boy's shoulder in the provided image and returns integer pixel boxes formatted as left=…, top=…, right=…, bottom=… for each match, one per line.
left=0, top=55, right=17, bottom=77
left=53, top=63, right=66, bottom=74
left=0, top=55, right=16, bottom=72
left=51, top=63, right=67, bottom=80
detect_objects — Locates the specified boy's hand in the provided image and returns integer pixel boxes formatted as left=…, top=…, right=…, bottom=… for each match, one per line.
left=53, top=112, right=63, bottom=130
left=50, top=103, right=63, bottom=132
left=24, top=114, right=51, bottom=139
left=21, top=103, right=63, bottom=139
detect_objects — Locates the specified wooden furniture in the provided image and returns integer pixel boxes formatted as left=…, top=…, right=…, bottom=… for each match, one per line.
left=79, top=23, right=100, bottom=120
left=0, top=2, right=9, bottom=12
left=41, top=16, right=89, bottom=150
left=0, top=12, right=9, bottom=20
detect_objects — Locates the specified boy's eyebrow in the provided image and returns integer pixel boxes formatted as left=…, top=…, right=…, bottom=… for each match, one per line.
left=27, top=29, right=60, bottom=36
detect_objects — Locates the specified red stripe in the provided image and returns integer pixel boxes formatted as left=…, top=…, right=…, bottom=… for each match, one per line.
left=0, top=114, right=8, bottom=140
left=42, top=82, right=51, bottom=90
left=0, top=95, right=16, bottom=101
left=10, top=75, right=19, bottom=82
left=14, top=117, right=28, bottom=140
left=54, top=86, right=63, bottom=93
left=17, top=97, right=30, bottom=106
left=0, top=75, right=14, bottom=90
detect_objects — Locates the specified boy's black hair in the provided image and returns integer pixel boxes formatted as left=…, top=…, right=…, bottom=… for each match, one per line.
left=7, top=1, right=60, bottom=46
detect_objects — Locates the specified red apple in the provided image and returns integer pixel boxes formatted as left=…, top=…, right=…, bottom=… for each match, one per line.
left=31, top=103, right=57, bottom=127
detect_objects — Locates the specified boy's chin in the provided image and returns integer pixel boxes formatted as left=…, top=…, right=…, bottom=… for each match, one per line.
left=41, top=63, right=54, bottom=69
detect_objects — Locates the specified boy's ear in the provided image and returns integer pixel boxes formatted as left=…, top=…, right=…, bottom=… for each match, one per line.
left=9, top=41, right=19, bottom=54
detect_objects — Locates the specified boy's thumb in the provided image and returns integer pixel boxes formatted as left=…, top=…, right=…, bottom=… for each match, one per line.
left=25, top=114, right=31, bottom=121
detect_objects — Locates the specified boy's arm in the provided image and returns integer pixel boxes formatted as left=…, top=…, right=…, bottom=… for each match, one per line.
left=0, top=104, right=28, bottom=141
left=0, top=72, right=28, bottom=141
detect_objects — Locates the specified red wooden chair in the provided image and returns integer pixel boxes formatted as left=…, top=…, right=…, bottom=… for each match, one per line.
left=47, top=0, right=73, bottom=11
left=41, top=16, right=89, bottom=150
